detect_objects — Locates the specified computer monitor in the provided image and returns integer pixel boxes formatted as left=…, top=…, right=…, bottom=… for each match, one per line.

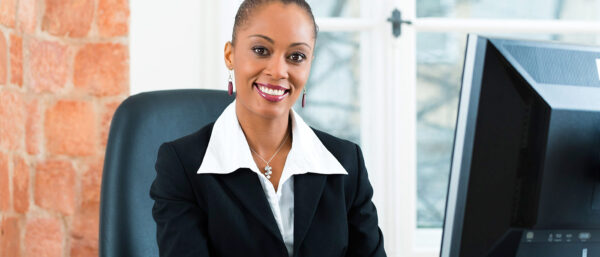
left=440, top=35, right=600, bottom=257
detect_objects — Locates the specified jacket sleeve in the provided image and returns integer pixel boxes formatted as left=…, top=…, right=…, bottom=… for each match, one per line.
left=149, top=142, right=211, bottom=257
left=347, top=144, right=386, bottom=257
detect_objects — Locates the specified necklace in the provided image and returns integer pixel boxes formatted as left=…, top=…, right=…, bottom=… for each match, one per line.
left=249, top=132, right=290, bottom=179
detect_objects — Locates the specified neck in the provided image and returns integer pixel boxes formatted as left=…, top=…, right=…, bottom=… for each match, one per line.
left=235, top=101, right=291, bottom=157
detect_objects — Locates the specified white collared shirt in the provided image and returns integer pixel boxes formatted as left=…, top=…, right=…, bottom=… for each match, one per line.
left=197, top=101, right=348, bottom=256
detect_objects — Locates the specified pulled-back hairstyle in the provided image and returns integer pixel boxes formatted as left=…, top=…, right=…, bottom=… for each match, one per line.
left=231, top=0, right=319, bottom=45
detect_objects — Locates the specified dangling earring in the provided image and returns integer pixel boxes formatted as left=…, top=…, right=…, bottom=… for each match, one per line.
left=301, top=87, right=306, bottom=108
left=227, top=70, right=233, bottom=96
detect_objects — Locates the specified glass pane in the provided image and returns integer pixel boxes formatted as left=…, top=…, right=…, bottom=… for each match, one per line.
left=306, top=0, right=360, bottom=18
left=418, top=0, right=600, bottom=20
left=416, top=32, right=464, bottom=228
left=294, top=32, right=361, bottom=144
left=416, top=32, right=600, bottom=228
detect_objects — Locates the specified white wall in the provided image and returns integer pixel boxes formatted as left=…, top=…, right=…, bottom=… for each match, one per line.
left=130, top=0, right=241, bottom=95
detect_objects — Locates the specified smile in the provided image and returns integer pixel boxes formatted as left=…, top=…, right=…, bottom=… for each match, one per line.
left=254, top=83, right=290, bottom=102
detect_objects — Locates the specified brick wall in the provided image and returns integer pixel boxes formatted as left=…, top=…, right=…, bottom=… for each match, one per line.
left=0, top=0, right=129, bottom=256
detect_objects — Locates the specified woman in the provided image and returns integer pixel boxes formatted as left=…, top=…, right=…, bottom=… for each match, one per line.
left=149, top=0, right=386, bottom=256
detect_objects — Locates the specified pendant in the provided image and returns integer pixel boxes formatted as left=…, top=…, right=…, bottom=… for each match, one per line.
left=264, top=165, right=272, bottom=179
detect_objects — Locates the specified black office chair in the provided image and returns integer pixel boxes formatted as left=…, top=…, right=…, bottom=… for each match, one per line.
left=99, top=89, right=233, bottom=257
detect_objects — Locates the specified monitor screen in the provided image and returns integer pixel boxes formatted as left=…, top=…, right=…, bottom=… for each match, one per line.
left=440, top=35, right=600, bottom=257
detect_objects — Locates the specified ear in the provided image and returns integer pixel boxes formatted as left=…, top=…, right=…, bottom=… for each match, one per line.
left=224, top=41, right=234, bottom=70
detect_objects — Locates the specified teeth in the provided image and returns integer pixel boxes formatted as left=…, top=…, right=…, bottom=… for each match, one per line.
left=258, top=85, right=285, bottom=96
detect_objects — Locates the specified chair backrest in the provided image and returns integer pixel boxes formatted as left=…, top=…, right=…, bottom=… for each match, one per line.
left=99, top=89, right=233, bottom=257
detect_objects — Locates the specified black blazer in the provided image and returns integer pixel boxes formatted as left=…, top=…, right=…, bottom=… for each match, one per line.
left=149, top=123, right=386, bottom=257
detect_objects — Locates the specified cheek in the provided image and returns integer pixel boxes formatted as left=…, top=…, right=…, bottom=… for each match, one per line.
left=234, top=52, right=263, bottom=80
left=290, top=65, right=312, bottom=88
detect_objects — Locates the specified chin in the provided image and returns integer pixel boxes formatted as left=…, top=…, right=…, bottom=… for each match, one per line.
left=253, top=102, right=292, bottom=120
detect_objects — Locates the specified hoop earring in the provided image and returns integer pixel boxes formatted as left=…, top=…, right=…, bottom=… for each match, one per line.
left=227, top=70, right=233, bottom=96
left=302, top=88, right=306, bottom=108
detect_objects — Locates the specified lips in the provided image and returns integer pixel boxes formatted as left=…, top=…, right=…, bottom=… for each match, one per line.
left=254, top=82, right=290, bottom=102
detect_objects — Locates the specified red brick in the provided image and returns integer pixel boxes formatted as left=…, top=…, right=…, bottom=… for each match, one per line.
left=82, top=158, right=103, bottom=204
left=0, top=90, right=25, bottom=151
left=42, top=0, right=94, bottom=37
left=0, top=31, right=7, bottom=84
left=71, top=158, right=103, bottom=256
left=27, top=38, right=69, bottom=93
left=0, top=0, right=16, bottom=28
left=70, top=237, right=98, bottom=257
left=25, top=99, right=41, bottom=155
left=10, top=34, right=23, bottom=86
left=0, top=153, right=9, bottom=211
left=34, top=159, right=76, bottom=215
left=97, top=0, right=129, bottom=37
left=17, top=0, right=37, bottom=34
left=44, top=100, right=97, bottom=156
left=25, top=217, right=63, bottom=257
left=13, top=155, right=29, bottom=213
left=0, top=216, right=21, bottom=257
left=74, top=43, right=128, bottom=96
left=101, top=100, right=122, bottom=147
left=71, top=201, right=99, bottom=242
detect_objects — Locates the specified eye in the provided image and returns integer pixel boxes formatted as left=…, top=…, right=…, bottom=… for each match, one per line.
left=252, top=46, right=269, bottom=56
left=288, top=52, right=306, bottom=63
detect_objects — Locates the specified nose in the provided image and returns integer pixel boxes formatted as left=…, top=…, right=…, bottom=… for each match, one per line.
left=265, top=55, right=289, bottom=80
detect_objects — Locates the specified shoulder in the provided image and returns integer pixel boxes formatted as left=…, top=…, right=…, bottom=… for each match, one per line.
left=312, top=128, right=358, bottom=155
left=311, top=128, right=369, bottom=208
left=159, top=122, right=215, bottom=173
left=311, top=128, right=363, bottom=175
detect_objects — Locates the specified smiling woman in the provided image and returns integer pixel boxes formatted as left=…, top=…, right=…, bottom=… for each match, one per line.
left=149, top=1, right=386, bottom=257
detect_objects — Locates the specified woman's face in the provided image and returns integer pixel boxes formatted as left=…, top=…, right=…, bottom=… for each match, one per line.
left=225, top=2, right=315, bottom=120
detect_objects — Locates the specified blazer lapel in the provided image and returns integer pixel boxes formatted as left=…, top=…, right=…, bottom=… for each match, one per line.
left=218, top=168, right=284, bottom=243
left=293, top=173, right=327, bottom=255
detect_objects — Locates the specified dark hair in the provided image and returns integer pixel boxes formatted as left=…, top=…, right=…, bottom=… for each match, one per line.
left=231, top=0, right=319, bottom=45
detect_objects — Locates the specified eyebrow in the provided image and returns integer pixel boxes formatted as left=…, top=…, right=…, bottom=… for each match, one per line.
left=249, top=34, right=312, bottom=50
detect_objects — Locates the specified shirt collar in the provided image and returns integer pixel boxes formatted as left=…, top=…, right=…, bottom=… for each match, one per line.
left=197, top=100, right=348, bottom=176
